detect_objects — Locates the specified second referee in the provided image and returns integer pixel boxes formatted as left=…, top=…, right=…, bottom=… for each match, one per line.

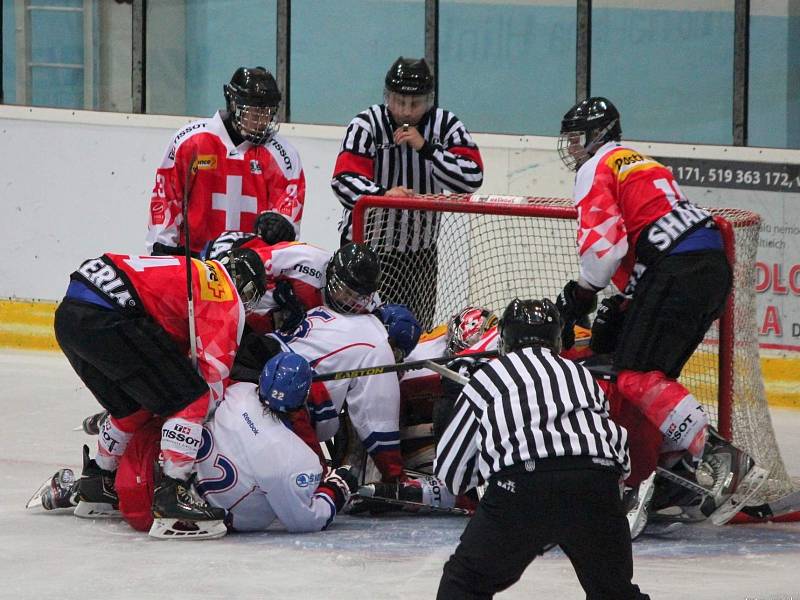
left=434, top=298, right=649, bottom=600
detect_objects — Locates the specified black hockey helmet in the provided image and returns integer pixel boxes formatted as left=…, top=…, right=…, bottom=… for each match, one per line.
left=219, top=247, right=268, bottom=312
left=223, top=66, right=281, bottom=144
left=324, top=243, right=381, bottom=314
left=385, top=57, right=434, bottom=96
left=499, top=298, right=563, bottom=354
left=557, top=96, right=622, bottom=171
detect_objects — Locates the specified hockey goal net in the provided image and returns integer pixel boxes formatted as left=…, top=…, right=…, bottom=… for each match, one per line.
left=352, top=193, right=796, bottom=506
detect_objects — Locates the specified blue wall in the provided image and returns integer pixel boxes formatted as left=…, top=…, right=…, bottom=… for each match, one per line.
left=2, top=2, right=798, bottom=149
left=185, top=0, right=277, bottom=117
left=439, top=3, right=575, bottom=136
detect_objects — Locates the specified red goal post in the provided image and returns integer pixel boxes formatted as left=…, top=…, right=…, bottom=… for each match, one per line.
left=352, top=192, right=797, bottom=507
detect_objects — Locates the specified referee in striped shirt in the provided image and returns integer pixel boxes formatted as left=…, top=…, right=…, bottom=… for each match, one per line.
left=330, top=57, right=483, bottom=328
left=435, top=298, right=648, bottom=600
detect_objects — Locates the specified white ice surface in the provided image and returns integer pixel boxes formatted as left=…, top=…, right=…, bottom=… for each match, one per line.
left=1, top=350, right=799, bottom=600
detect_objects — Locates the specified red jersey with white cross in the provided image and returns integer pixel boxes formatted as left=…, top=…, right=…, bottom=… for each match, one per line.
left=147, top=111, right=305, bottom=254
left=573, top=141, right=711, bottom=294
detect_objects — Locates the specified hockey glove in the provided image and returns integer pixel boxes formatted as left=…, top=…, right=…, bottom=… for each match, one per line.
left=255, top=211, right=296, bottom=246
left=273, top=279, right=306, bottom=334
left=556, top=280, right=598, bottom=349
left=231, top=331, right=282, bottom=383
left=318, top=465, right=358, bottom=512
left=590, top=294, right=629, bottom=355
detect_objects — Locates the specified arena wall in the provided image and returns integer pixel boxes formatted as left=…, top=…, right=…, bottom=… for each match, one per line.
left=0, top=105, right=797, bottom=405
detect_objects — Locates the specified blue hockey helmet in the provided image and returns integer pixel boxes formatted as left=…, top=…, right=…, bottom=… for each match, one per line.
left=258, top=352, right=312, bottom=413
left=375, top=303, right=422, bottom=361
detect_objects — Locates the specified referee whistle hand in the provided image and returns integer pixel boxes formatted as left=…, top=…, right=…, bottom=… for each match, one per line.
left=393, top=126, right=425, bottom=151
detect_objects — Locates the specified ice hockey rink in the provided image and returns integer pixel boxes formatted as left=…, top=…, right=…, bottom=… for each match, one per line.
left=2, top=349, right=798, bottom=600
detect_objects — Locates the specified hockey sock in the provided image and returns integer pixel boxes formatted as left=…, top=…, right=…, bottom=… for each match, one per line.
left=95, top=414, right=144, bottom=472
left=617, top=370, right=708, bottom=463
left=160, top=417, right=203, bottom=480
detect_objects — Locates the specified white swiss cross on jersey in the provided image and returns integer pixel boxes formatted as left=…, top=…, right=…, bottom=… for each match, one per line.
left=212, top=175, right=258, bottom=230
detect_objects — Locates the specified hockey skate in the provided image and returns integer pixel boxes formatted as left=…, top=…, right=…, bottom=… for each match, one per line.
left=700, top=429, right=768, bottom=526
left=148, top=475, right=227, bottom=540
left=26, top=468, right=78, bottom=511
left=75, top=410, right=108, bottom=435
left=624, top=471, right=656, bottom=541
left=73, top=444, right=120, bottom=518
left=651, top=429, right=768, bottom=526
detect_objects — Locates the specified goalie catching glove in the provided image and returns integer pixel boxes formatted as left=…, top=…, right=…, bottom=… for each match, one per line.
left=556, top=280, right=598, bottom=349
left=317, top=466, right=359, bottom=512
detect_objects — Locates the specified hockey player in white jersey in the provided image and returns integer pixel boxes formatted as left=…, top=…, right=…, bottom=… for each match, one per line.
left=260, top=245, right=414, bottom=482
left=193, top=352, right=356, bottom=533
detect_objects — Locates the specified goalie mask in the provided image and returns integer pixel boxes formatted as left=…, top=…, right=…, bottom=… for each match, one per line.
left=499, top=298, right=563, bottom=355
left=258, top=352, right=312, bottom=414
left=324, top=243, right=380, bottom=315
left=557, top=96, right=622, bottom=171
left=224, top=66, right=281, bottom=145
left=218, top=247, right=267, bottom=313
left=447, top=306, right=498, bottom=355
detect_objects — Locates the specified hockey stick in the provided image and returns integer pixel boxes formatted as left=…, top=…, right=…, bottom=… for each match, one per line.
left=311, top=350, right=499, bottom=382
left=731, top=489, right=800, bottom=523
left=183, top=149, right=199, bottom=369
left=351, top=493, right=472, bottom=516
left=423, top=360, right=469, bottom=385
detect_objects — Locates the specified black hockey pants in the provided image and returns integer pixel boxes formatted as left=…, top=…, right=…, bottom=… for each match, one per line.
left=615, top=249, right=732, bottom=379
left=54, top=298, right=208, bottom=418
left=437, top=461, right=650, bottom=600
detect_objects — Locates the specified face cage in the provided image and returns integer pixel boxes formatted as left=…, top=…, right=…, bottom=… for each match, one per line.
left=557, top=120, right=618, bottom=171
left=557, top=131, right=590, bottom=171
left=231, top=102, right=280, bottom=145
left=237, top=279, right=263, bottom=313
left=384, top=90, right=434, bottom=114
left=325, top=274, right=373, bottom=315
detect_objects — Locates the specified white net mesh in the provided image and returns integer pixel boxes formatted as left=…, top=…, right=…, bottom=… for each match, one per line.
left=355, top=193, right=796, bottom=504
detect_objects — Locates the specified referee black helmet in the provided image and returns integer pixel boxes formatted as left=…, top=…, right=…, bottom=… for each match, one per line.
left=499, top=298, right=563, bottom=354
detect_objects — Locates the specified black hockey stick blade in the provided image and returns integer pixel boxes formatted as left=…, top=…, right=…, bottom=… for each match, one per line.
left=312, top=350, right=499, bottom=382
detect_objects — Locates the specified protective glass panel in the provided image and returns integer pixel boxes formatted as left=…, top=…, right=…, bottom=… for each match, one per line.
left=2, top=1, right=16, bottom=104
left=290, top=0, right=424, bottom=125
left=439, top=0, right=576, bottom=135
left=749, top=5, right=800, bottom=149
left=146, top=0, right=277, bottom=116
left=592, top=0, right=734, bottom=144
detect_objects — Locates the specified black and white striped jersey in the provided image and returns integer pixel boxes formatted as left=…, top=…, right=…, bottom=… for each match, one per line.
left=331, top=104, right=483, bottom=247
left=434, top=347, right=630, bottom=495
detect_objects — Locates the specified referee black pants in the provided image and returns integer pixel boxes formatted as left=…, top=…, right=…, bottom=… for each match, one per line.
left=437, top=464, right=649, bottom=600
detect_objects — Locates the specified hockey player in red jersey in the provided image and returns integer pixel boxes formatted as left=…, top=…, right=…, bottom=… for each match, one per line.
left=147, top=67, right=305, bottom=256
left=51, top=248, right=267, bottom=537
left=555, top=97, right=765, bottom=525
